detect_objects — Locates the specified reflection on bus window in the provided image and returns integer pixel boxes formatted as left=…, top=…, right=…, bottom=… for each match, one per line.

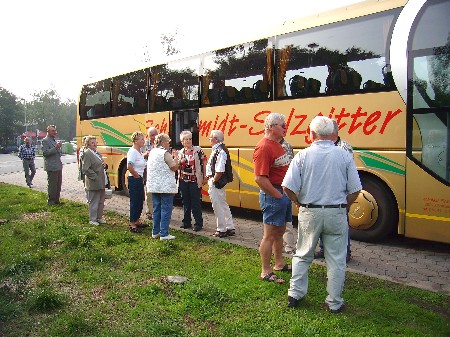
left=275, top=8, right=400, bottom=99
left=79, top=79, right=112, bottom=120
left=202, top=39, right=271, bottom=106
left=413, top=114, right=448, bottom=182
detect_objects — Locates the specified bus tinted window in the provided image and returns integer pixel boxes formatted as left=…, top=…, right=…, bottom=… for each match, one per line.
left=409, top=0, right=449, bottom=183
left=202, top=39, right=272, bottom=106
left=149, top=57, right=200, bottom=112
left=275, top=8, right=400, bottom=99
left=80, top=79, right=112, bottom=120
left=112, top=69, right=147, bottom=116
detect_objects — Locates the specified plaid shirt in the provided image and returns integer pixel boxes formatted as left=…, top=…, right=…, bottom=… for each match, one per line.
left=18, top=144, right=35, bottom=160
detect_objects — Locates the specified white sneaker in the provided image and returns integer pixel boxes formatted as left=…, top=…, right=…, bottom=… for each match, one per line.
left=151, top=233, right=160, bottom=239
left=97, top=218, right=106, bottom=224
left=89, top=220, right=99, bottom=226
left=160, top=234, right=175, bottom=241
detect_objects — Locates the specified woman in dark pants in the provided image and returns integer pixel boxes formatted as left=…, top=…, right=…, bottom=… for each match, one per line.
left=177, top=131, right=207, bottom=232
left=127, top=131, right=146, bottom=232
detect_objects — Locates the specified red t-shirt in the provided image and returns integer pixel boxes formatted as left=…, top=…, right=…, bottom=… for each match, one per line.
left=253, top=137, right=291, bottom=185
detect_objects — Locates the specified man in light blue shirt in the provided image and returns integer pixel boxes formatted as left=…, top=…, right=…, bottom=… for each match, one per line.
left=282, top=116, right=361, bottom=313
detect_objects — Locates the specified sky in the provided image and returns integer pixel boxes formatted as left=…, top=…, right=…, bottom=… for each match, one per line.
left=0, top=0, right=361, bottom=102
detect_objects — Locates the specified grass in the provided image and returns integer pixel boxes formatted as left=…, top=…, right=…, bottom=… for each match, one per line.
left=0, top=182, right=449, bottom=337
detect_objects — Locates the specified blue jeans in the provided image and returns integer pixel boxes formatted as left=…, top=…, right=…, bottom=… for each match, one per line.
left=152, top=193, right=174, bottom=237
left=259, top=188, right=292, bottom=226
left=180, top=180, right=203, bottom=227
left=128, top=176, right=144, bottom=222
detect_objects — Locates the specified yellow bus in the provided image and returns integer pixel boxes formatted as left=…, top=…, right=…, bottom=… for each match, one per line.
left=76, top=0, right=450, bottom=243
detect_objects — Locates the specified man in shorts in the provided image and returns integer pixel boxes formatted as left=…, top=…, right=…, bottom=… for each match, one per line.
left=254, top=112, right=293, bottom=284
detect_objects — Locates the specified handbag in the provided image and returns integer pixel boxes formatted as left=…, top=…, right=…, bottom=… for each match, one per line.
left=105, top=188, right=113, bottom=199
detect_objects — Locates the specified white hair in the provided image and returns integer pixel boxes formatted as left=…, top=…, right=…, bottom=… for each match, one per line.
left=264, top=112, right=285, bottom=133
left=309, top=116, right=334, bottom=137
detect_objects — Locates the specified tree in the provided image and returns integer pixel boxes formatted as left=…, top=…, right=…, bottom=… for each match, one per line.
left=0, top=87, right=23, bottom=146
left=25, top=89, right=76, bottom=142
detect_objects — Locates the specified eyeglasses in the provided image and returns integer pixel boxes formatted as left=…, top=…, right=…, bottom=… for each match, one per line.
left=182, top=138, right=192, bottom=141
left=272, top=123, right=287, bottom=129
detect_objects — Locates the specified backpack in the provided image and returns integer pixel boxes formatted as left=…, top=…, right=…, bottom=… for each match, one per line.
left=211, top=143, right=233, bottom=188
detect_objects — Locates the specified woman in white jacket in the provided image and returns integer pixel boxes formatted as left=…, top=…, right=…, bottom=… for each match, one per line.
left=146, top=133, right=179, bottom=240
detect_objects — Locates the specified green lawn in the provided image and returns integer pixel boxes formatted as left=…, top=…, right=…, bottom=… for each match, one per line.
left=0, top=183, right=449, bottom=337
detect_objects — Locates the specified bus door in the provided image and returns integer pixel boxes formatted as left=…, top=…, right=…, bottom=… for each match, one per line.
left=171, top=109, right=200, bottom=150
left=404, top=0, right=450, bottom=243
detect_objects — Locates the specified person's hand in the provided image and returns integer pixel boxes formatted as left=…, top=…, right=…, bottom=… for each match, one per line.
left=56, top=142, right=62, bottom=149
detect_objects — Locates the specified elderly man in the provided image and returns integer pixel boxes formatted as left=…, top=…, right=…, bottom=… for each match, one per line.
left=254, top=112, right=293, bottom=284
left=205, top=130, right=236, bottom=238
left=42, top=125, right=63, bottom=205
left=282, top=116, right=361, bottom=313
left=18, top=137, right=36, bottom=188
left=143, top=127, right=158, bottom=220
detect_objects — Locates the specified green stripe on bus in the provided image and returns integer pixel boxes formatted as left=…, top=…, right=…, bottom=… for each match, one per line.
left=359, top=155, right=405, bottom=175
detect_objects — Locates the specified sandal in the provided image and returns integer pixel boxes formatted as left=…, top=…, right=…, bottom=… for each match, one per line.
left=260, top=272, right=285, bottom=284
left=129, top=227, right=142, bottom=233
left=212, top=231, right=227, bottom=238
left=274, top=264, right=292, bottom=272
left=136, top=222, right=149, bottom=228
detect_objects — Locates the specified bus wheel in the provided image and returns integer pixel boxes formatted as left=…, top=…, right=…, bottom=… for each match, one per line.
left=120, top=165, right=130, bottom=197
left=349, top=174, right=398, bottom=242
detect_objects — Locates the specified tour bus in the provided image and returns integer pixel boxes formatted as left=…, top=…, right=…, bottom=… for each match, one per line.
left=76, top=0, right=449, bottom=243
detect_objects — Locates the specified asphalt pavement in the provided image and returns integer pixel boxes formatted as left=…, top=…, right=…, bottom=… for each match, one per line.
left=0, top=154, right=449, bottom=296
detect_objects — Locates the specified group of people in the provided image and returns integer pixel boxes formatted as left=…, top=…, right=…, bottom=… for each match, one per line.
left=29, top=117, right=360, bottom=314
left=253, top=112, right=361, bottom=314
left=125, top=127, right=235, bottom=241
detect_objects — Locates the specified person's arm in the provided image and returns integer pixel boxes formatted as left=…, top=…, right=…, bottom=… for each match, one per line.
left=283, top=186, right=300, bottom=208
left=83, top=153, right=97, bottom=180
left=127, top=150, right=141, bottom=178
left=127, top=162, right=141, bottom=178
left=165, top=152, right=179, bottom=172
left=255, top=175, right=283, bottom=199
left=347, top=191, right=360, bottom=207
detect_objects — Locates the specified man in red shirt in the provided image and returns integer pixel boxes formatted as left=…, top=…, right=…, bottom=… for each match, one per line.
left=254, top=112, right=293, bottom=283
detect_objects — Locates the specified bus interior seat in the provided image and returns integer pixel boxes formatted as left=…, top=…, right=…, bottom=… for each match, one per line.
left=289, top=75, right=307, bottom=97
left=307, top=78, right=321, bottom=96
left=253, top=80, right=270, bottom=100
left=94, top=104, right=105, bottom=118
left=326, top=67, right=362, bottom=94
left=208, top=88, right=222, bottom=105
left=363, top=80, right=385, bottom=92
left=104, top=102, right=112, bottom=117
left=239, top=87, right=254, bottom=102
left=134, top=96, right=147, bottom=113
left=154, top=96, right=167, bottom=110
left=221, top=86, right=238, bottom=104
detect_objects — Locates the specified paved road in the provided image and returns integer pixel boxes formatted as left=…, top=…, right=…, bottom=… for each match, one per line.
left=1, top=156, right=449, bottom=296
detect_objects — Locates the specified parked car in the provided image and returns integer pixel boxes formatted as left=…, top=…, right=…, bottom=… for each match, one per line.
left=1, top=145, right=19, bottom=154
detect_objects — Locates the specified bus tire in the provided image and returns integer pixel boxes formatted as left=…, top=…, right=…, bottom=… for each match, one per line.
left=120, top=164, right=130, bottom=197
left=349, top=174, right=398, bottom=242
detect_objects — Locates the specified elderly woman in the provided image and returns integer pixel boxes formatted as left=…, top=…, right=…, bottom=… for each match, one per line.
left=178, top=130, right=207, bottom=232
left=82, top=135, right=107, bottom=226
left=146, top=133, right=179, bottom=240
left=127, top=131, right=146, bottom=233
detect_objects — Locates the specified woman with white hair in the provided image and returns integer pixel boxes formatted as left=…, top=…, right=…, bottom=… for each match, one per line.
left=178, top=130, right=207, bottom=232
left=147, top=133, right=179, bottom=240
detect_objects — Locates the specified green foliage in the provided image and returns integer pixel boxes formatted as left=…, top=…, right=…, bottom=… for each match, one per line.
left=0, top=87, right=23, bottom=146
left=0, top=183, right=449, bottom=337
